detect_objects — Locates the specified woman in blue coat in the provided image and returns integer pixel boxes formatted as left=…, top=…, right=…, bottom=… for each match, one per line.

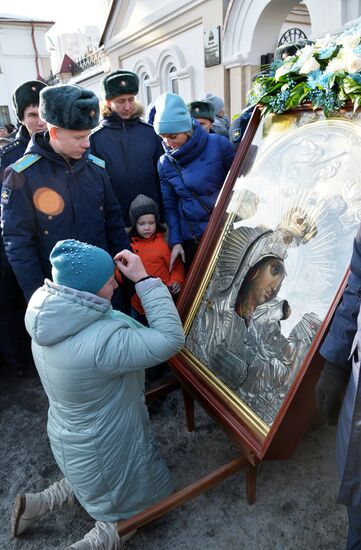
left=12, top=240, right=185, bottom=549
left=153, top=93, right=235, bottom=271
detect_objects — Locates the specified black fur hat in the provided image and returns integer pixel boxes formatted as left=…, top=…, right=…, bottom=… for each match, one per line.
left=188, top=99, right=215, bottom=122
left=39, top=85, right=99, bottom=130
left=12, top=80, right=47, bottom=121
left=102, top=70, right=139, bottom=99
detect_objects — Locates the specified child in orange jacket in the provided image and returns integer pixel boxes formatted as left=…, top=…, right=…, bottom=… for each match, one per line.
left=127, top=194, right=185, bottom=319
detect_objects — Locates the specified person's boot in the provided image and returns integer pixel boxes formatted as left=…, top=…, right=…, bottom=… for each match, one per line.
left=64, top=522, right=136, bottom=549
left=12, top=477, right=74, bottom=536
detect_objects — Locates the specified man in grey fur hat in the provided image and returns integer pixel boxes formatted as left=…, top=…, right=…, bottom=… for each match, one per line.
left=1, top=84, right=129, bottom=304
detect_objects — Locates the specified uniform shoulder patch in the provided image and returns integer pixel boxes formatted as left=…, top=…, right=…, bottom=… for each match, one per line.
left=12, top=153, right=42, bottom=173
left=232, top=128, right=241, bottom=143
left=1, top=185, right=12, bottom=206
left=88, top=153, right=105, bottom=168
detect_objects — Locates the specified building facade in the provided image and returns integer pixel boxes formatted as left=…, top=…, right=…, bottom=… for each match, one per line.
left=94, top=0, right=361, bottom=118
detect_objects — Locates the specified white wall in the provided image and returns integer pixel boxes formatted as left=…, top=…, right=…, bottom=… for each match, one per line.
left=0, top=23, right=52, bottom=124
left=120, top=24, right=204, bottom=106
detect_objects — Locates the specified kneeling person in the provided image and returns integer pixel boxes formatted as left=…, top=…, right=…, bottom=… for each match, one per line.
left=12, top=240, right=185, bottom=548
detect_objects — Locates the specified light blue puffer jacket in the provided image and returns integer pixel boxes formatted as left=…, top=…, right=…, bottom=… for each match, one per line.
left=25, top=278, right=185, bottom=521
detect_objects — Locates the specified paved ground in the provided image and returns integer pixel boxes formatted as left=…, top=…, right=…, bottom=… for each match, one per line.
left=0, top=365, right=348, bottom=550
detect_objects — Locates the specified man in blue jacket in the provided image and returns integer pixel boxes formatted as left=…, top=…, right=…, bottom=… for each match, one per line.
left=1, top=84, right=129, bottom=303
left=0, top=80, right=47, bottom=376
left=0, top=80, right=47, bottom=179
left=90, top=70, right=163, bottom=227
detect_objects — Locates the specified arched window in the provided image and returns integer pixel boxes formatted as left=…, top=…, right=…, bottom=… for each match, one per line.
left=168, top=65, right=179, bottom=94
left=139, top=71, right=152, bottom=107
left=144, top=74, right=152, bottom=105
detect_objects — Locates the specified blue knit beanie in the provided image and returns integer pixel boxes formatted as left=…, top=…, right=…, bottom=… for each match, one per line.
left=153, top=93, right=192, bottom=135
left=50, top=239, right=115, bottom=295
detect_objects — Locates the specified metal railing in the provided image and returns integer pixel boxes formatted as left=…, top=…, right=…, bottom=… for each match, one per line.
left=45, top=48, right=105, bottom=84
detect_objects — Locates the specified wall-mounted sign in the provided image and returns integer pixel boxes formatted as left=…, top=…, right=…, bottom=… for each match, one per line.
left=204, top=26, right=221, bottom=67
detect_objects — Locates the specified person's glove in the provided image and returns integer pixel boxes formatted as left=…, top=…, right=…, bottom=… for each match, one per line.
left=315, top=361, right=351, bottom=426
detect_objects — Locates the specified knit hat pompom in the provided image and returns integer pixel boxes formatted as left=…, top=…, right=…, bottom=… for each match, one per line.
left=203, top=93, right=224, bottom=115
left=129, top=194, right=159, bottom=229
left=153, top=92, right=192, bottom=135
left=188, top=99, right=215, bottom=122
left=102, top=70, right=139, bottom=99
left=39, top=85, right=99, bottom=130
left=13, top=80, right=47, bottom=121
left=50, top=239, right=115, bottom=295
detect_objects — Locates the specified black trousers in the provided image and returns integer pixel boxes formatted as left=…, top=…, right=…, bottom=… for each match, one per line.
left=183, top=240, right=199, bottom=273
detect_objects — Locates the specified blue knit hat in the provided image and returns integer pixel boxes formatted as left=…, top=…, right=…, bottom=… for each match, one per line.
left=153, top=93, right=192, bottom=135
left=50, top=239, right=115, bottom=295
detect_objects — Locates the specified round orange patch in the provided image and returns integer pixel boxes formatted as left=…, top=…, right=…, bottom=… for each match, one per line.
left=33, top=187, right=65, bottom=216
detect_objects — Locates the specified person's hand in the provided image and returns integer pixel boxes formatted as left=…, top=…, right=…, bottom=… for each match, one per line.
left=169, top=281, right=181, bottom=295
left=114, top=250, right=148, bottom=283
left=315, top=361, right=351, bottom=426
left=169, top=244, right=185, bottom=272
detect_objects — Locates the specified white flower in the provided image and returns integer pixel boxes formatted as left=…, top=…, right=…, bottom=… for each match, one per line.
left=325, top=55, right=347, bottom=73
left=274, top=62, right=293, bottom=81
left=346, top=53, right=361, bottom=73
left=297, top=44, right=315, bottom=62
left=338, top=33, right=361, bottom=50
left=315, top=34, right=335, bottom=49
left=299, top=56, right=320, bottom=74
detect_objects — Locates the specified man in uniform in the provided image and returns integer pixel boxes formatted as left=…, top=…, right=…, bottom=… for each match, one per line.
left=90, top=70, right=163, bottom=227
left=188, top=99, right=215, bottom=133
left=0, top=80, right=47, bottom=376
left=1, top=84, right=129, bottom=303
left=0, top=80, right=47, bottom=179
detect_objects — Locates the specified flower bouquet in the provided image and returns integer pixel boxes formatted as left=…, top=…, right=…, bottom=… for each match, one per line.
left=248, top=25, right=361, bottom=117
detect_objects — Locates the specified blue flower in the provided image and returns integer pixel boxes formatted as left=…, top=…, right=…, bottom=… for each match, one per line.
left=317, top=45, right=338, bottom=59
left=353, top=45, right=361, bottom=56
left=268, top=89, right=291, bottom=114
left=307, top=69, right=323, bottom=89
left=269, top=59, right=283, bottom=77
left=319, top=72, right=333, bottom=88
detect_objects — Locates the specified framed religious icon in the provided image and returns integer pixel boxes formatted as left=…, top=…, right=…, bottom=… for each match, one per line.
left=170, top=105, right=361, bottom=460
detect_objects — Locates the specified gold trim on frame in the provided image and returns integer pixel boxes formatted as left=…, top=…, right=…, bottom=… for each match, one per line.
left=180, top=347, right=269, bottom=441
left=181, top=114, right=361, bottom=440
left=181, top=210, right=270, bottom=441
